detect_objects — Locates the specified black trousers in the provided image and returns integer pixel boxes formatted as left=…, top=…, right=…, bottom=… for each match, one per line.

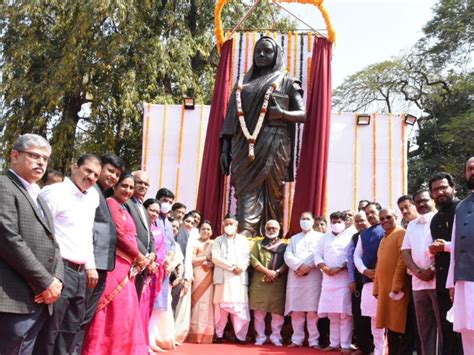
left=73, top=269, right=108, bottom=355
left=437, top=290, right=464, bottom=355
left=352, top=288, right=374, bottom=353
left=0, top=305, right=48, bottom=355
left=34, top=264, right=87, bottom=355
left=387, top=302, right=418, bottom=355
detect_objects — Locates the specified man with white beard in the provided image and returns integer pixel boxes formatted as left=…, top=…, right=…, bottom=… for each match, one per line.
left=284, top=212, right=324, bottom=349
left=249, top=220, right=288, bottom=346
left=315, top=211, right=353, bottom=353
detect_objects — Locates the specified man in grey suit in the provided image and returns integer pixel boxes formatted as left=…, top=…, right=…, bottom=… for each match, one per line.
left=0, top=134, right=63, bottom=355
left=125, top=170, right=156, bottom=298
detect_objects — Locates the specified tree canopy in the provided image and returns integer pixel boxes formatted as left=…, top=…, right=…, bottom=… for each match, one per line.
left=332, top=0, right=473, bottom=195
left=1, top=0, right=294, bottom=171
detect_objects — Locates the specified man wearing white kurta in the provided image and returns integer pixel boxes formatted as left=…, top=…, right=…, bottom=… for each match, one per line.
left=212, top=214, right=250, bottom=342
left=315, top=211, right=353, bottom=353
left=354, top=204, right=386, bottom=355
left=447, top=156, right=474, bottom=351
left=284, top=212, right=324, bottom=348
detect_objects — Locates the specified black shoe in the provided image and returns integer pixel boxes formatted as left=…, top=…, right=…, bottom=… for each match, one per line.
left=214, top=336, right=225, bottom=344
left=235, top=338, right=246, bottom=345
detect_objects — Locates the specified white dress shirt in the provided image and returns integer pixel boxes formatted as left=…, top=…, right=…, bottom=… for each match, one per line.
left=401, top=212, right=436, bottom=290
left=40, top=177, right=99, bottom=269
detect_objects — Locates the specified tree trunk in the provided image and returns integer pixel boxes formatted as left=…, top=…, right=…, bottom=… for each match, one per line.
left=50, top=94, right=83, bottom=173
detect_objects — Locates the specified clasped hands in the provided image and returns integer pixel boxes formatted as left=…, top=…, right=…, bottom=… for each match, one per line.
left=428, top=239, right=446, bottom=254
left=35, top=277, right=63, bottom=305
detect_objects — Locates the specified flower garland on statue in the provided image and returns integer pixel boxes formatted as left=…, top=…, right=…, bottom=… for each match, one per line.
left=236, top=75, right=283, bottom=161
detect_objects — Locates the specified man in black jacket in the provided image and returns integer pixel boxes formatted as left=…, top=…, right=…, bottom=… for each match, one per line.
left=429, top=172, right=463, bottom=354
left=126, top=170, right=156, bottom=298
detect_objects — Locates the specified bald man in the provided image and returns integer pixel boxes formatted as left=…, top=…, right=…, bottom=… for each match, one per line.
left=373, top=209, right=411, bottom=354
left=125, top=171, right=156, bottom=297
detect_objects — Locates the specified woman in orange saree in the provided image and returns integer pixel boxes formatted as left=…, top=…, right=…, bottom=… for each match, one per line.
left=186, top=221, right=215, bottom=343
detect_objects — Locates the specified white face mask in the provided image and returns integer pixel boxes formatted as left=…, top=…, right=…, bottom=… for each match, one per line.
left=300, top=219, right=314, bottom=232
left=160, top=202, right=172, bottom=214
left=331, top=222, right=345, bottom=234
left=224, top=225, right=237, bottom=236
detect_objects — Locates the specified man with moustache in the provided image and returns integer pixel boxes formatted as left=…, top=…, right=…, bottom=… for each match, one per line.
left=315, top=212, right=353, bottom=353
left=347, top=211, right=374, bottom=355
left=428, top=172, right=463, bottom=354
left=397, top=195, right=419, bottom=229
left=34, top=154, right=102, bottom=354
left=401, top=189, right=441, bottom=355
left=125, top=170, right=156, bottom=297
left=447, top=156, right=474, bottom=350
left=74, top=153, right=124, bottom=354
left=0, top=134, right=63, bottom=355
left=249, top=220, right=288, bottom=346
left=373, top=209, right=411, bottom=354
left=353, top=203, right=386, bottom=355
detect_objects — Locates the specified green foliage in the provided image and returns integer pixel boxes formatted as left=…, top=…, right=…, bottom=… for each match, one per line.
left=1, top=0, right=294, bottom=172
left=332, top=0, right=473, bottom=197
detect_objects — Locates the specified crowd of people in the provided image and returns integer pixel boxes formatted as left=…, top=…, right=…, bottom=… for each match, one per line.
left=0, top=132, right=473, bottom=355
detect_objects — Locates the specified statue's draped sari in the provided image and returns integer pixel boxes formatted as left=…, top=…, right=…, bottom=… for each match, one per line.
left=221, top=37, right=304, bottom=236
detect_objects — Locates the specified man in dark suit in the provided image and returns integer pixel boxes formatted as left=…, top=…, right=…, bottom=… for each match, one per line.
left=125, top=170, right=156, bottom=298
left=0, top=134, right=63, bottom=355
left=74, top=154, right=124, bottom=354
left=429, top=172, right=463, bottom=354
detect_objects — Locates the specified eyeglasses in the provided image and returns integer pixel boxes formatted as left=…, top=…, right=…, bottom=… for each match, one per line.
left=379, top=215, right=394, bottom=221
left=18, top=150, right=50, bottom=163
left=265, top=226, right=279, bottom=231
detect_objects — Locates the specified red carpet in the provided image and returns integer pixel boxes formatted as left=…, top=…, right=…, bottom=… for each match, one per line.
left=172, top=343, right=331, bottom=354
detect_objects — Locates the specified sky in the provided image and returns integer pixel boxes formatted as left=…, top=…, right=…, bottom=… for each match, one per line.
left=287, top=0, right=439, bottom=88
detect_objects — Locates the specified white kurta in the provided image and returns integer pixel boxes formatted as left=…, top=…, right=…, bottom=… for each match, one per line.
left=212, top=234, right=250, bottom=304
left=354, top=239, right=378, bottom=317
left=314, top=229, right=353, bottom=316
left=446, top=219, right=474, bottom=332
left=284, top=230, right=324, bottom=315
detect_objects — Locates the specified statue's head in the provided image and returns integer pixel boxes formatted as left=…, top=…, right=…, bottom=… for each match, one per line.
left=253, top=37, right=277, bottom=69
left=250, top=36, right=283, bottom=76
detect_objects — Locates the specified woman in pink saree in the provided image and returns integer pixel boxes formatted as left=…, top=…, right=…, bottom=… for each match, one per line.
left=186, top=221, right=215, bottom=343
left=139, top=198, right=166, bottom=346
left=82, top=173, right=149, bottom=355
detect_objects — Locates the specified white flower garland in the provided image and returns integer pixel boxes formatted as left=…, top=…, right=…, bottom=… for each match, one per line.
left=236, top=75, right=283, bottom=161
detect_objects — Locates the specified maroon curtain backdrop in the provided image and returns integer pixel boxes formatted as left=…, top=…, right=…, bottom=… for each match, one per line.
left=289, top=36, right=333, bottom=236
left=196, top=39, right=234, bottom=233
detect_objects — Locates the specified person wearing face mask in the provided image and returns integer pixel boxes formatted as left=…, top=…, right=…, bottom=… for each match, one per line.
left=212, top=214, right=250, bottom=343
left=248, top=220, right=288, bottom=346
left=284, top=212, right=324, bottom=349
left=314, top=211, right=353, bottom=353
left=353, top=204, right=386, bottom=355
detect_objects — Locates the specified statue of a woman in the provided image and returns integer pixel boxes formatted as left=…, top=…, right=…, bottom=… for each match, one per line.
left=220, top=36, right=306, bottom=237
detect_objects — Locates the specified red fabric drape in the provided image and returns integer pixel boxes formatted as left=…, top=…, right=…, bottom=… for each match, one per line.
left=196, top=39, right=234, bottom=232
left=289, top=37, right=333, bottom=236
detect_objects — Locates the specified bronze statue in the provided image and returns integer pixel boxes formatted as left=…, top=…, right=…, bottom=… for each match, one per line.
left=220, top=36, right=306, bottom=237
